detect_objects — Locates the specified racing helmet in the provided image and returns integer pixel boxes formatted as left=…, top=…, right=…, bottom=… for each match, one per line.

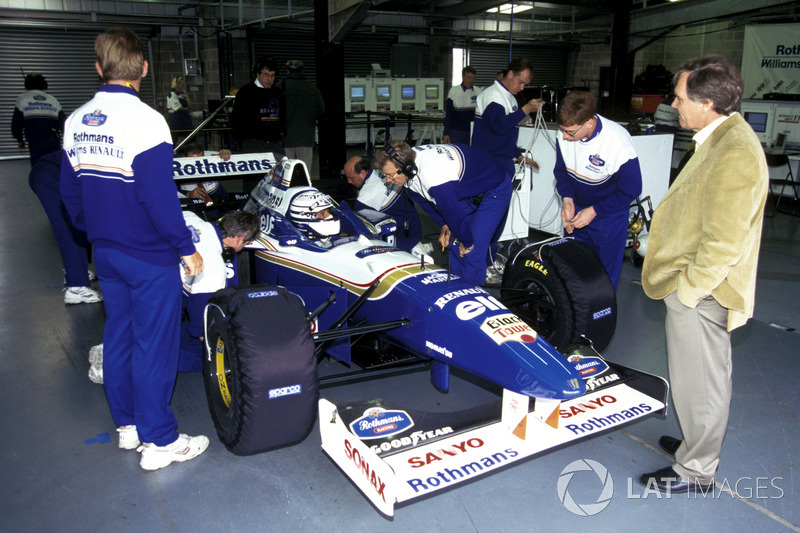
left=289, top=189, right=341, bottom=238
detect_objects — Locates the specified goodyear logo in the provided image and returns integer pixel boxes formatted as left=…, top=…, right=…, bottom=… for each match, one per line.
left=268, top=384, right=301, bottom=399
left=247, top=290, right=279, bottom=298
left=593, top=307, right=612, bottom=320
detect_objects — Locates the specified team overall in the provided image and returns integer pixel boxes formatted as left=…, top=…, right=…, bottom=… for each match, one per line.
left=61, top=84, right=196, bottom=447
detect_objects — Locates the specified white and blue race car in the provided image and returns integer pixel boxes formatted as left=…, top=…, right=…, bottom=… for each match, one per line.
left=196, top=157, right=668, bottom=516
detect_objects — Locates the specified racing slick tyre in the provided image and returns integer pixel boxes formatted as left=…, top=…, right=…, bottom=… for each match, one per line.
left=203, top=284, right=317, bottom=455
left=501, top=238, right=617, bottom=352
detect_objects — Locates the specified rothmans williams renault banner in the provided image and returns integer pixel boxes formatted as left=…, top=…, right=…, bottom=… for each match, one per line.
left=173, top=153, right=277, bottom=181
left=742, top=24, right=800, bottom=99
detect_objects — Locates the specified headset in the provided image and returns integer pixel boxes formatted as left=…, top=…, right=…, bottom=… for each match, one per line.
left=383, top=144, right=418, bottom=179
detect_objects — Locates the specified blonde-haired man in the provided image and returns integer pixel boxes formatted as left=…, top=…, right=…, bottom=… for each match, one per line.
left=61, top=26, right=208, bottom=471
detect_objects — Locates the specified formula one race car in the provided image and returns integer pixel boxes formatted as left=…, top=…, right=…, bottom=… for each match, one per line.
left=200, top=157, right=668, bottom=516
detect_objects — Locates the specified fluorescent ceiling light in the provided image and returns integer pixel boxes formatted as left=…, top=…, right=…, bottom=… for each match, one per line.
left=487, top=3, right=534, bottom=14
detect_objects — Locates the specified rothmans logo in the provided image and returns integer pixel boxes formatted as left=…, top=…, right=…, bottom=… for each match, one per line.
left=173, top=154, right=275, bottom=180
left=349, top=407, right=414, bottom=440
left=567, top=353, right=610, bottom=378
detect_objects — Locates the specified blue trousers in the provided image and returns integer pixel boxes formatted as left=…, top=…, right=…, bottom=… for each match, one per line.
left=448, top=129, right=471, bottom=145
left=571, top=208, right=628, bottom=291
left=178, top=291, right=212, bottom=373
left=95, top=248, right=181, bottom=446
left=487, top=155, right=516, bottom=266
left=449, top=178, right=512, bottom=286
left=28, top=152, right=91, bottom=287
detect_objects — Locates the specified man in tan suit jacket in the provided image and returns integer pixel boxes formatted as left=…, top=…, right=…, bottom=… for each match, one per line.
left=640, top=55, right=768, bottom=493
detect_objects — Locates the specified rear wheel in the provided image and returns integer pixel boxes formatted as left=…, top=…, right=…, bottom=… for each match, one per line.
left=501, top=239, right=617, bottom=352
left=501, top=253, right=574, bottom=350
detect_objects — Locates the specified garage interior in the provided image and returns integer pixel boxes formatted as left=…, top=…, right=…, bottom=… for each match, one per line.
left=1, top=0, right=799, bottom=530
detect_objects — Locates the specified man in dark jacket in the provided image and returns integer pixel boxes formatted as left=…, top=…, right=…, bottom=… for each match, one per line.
left=280, top=60, right=324, bottom=176
left=231, top=55, right=285, bottom=158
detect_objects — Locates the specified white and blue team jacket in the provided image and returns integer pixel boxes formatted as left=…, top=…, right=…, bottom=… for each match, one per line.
left=471, top=80, right=528, bottom=167
left=60, top=84, right=194, bottom=266
left=554, top=115, right=642, bottom=217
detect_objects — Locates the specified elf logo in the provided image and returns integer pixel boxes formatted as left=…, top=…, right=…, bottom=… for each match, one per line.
left=455, top=295, right=507, bottom=321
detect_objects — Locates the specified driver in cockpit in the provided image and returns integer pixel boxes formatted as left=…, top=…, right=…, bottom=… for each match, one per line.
left=288, top=189, right=341, bottom=247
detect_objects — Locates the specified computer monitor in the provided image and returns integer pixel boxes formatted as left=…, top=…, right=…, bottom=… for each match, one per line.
left=401, top=85, right=415, bottom=99
left=376, top=85, right=391, bottom=100
left=744, top=111, right=768, bottom=133
left=350, top=85, right=365, bottom=100
left=425, top=85, right=439, bottom=99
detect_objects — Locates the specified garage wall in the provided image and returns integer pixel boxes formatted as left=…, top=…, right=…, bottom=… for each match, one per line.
left=0, top=26, right=157, bottom=160
left=467, top=42, right=572, bottom=90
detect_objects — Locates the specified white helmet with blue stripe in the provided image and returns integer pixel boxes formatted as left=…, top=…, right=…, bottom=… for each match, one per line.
left=289, top=189, right=340, bottom=238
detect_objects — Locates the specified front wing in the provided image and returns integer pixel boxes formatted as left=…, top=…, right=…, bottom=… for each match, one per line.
left=319, top=362, right=668, bottom=517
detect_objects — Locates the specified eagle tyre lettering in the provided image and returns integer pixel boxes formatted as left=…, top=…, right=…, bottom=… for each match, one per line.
left=203, top=284, right=317, bottom=455
left=500, top=240, right=616, bottom=352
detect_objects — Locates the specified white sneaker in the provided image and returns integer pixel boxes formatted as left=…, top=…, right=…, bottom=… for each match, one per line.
left=117, top=425, right=140, bottom=450
left=138, top=434, right=210, bottom=471
left=64, top=286, right=103, bottom=304
left=485, top=266, right=503, bottom=285
left=88, top=344, right=103, bottom=384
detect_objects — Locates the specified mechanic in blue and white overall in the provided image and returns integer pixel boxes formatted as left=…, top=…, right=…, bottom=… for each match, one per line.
left=443, top=66, right=482, bottom=145
left=375, top=141, right=510, bottom=286
left=471, top=58, right=542, bottom=180
left=12, top=73, right=66, bottom=166
left=554, top=91, right=642, bottom=291
left=178, top=210, right=259, bottom=372
left=29, top=151, right=101, bottom=304
left=470, top=58, right=543, bottom=281
left=343, top=155, right=422, bottom=253
left=60, top=26, right=208, bottom=471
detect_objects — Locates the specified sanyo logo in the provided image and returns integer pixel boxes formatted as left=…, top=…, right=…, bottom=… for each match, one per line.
left=455, top=295, right=506, bottom=321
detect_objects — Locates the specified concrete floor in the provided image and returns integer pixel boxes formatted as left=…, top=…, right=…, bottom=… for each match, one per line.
left=1, top=157, right=798, bottom=532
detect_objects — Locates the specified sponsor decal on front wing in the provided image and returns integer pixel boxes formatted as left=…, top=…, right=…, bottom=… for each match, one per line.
left=567, top=353, right=609, bottom=378
left=349, top=408, right=414, bottom=440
